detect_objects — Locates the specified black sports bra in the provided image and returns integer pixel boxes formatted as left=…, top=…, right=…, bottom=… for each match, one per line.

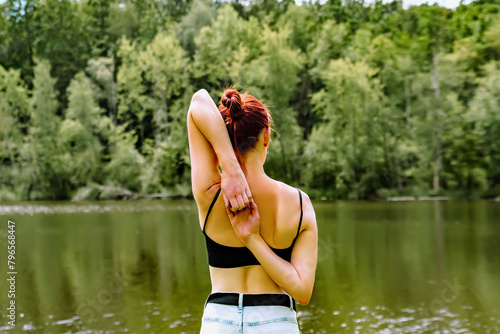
left=202, top=188, right=303, bottom=268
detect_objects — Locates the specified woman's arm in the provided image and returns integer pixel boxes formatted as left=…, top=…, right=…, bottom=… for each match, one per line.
left=225, top=196, right=318, bottom=305
left=187, top=89, right=251, bottom=210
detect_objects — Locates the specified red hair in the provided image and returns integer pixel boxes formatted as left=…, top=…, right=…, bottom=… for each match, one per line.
left=219, top=88, right=271, bottom=155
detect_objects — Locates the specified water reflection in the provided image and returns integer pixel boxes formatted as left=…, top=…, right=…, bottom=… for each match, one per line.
left=0, top=200, right=499, bottom=333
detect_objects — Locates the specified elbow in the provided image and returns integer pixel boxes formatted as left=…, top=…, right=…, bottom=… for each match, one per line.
left=292, top=286, right=313, bottom=305
left=296, top=294, right=311, bottom=306
left=192, top=89, right=210, bottom=102
left=292, top=287, right=313, bottom=306
left=187, top=90, right=207, bottom=119
left=189, top=89, right=212, bottom=117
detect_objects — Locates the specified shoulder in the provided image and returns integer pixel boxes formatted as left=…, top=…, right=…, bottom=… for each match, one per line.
left=298, top=189, right=316, bottom=230
left=290, top=186, right=316, bottom=235
left=275, top=181, right=316, bottom=231
left=276, top=182, right=313, bottom=211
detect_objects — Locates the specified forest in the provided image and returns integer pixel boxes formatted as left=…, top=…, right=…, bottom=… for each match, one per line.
left=0, top=0, right=499, bottom=200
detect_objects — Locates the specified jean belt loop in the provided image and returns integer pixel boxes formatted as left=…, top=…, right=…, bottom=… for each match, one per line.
left=289, top=295, right=294, bottom=311
left=238, top=293, right=244, bottom=309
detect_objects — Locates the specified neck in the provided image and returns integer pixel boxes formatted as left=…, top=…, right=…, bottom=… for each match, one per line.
left=239, top=151, right=267, bottom=184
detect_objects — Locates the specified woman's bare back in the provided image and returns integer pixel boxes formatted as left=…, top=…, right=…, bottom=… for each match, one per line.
left=198, top=177, right=304, bottom=293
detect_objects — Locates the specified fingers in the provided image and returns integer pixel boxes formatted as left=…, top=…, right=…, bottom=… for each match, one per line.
left=225, top=199, right=251, bottom=217
left=229, top=197, right=239, bottom=212
left=246, top=189, right=253, bottom=203
left=240, top=192, right=251, bottom=210
left=249, top=201, right=259, bottom=217
left=221, top=188, right=236, bottom=211
left=241, top=192, right=250, bottom=208
left=222, top=192, right=235, bottom=217
left=236, top=195, right=245, bottom=209
left=222, top=186, right=252, bottom=213
left=230, top=194, right=246, bottom=212
left=224, top=201, right=234, bottom=217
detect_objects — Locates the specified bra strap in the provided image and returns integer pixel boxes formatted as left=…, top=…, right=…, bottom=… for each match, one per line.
left=203, top=188, right=222, bottom=233
left=294, top=189, right=303, bottom=240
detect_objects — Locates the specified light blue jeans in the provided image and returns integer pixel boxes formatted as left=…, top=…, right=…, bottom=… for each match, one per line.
left=200, top=293, right=301, bottom=334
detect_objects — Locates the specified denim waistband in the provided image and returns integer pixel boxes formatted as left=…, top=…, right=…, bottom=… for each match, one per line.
left=205, top=292, right=296, bottom=311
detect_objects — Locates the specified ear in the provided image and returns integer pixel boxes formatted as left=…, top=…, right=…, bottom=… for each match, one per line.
left=263, top=127, right=271, bottom=148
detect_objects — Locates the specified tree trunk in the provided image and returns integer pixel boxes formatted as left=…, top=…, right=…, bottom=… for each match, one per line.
left=352, top=111, right=358, bottom=199
left=24, top=0, right=36, bottom=70
left=431, top=51, right=442, bottom=193
left=164, top=79, right=169, bottom=139
left=404, top=77, right=411, bottom=130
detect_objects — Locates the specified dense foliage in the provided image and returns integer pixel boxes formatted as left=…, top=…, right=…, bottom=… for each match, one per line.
left=1, top=0, right=499, bottom=200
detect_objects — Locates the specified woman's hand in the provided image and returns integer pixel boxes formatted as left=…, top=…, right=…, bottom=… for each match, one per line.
left=224, top=200, right=260, bottom=244
left=221, top=167, right=252, bottom=212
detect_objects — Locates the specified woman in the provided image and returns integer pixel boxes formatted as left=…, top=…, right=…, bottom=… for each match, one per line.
left=187, top=88, right=317, bottom=333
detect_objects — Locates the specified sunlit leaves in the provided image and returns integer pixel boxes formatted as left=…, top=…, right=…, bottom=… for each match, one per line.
left=1, top=0, right=500, bottom=199
left=139, top=29, right=187, bottom=139
left=484, top=16, right=500, bottom=56
left=31, top=59, right=58, bottom=133
left=177, top=0, right=215, bottom=57
left=469, top=61, right=500, bottom=185
left=86, top=57, right=117, bottom=121
left=310, top=59, right=385, bottom=198
left=192, top=4, right=261, bottom=88
left=105, top=124, right=144, bottom=192
left=66, top=72, right=101, bottom=129
left=54, top=73, right=103, bottom=191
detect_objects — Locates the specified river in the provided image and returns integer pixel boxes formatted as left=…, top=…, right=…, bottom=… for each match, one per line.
left=0, top=199, right=499, bottom=333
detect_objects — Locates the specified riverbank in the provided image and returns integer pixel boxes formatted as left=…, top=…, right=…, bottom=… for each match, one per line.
left=1, top=183, right=499, bottom=202
left=71, top=184, right=191, bottom=201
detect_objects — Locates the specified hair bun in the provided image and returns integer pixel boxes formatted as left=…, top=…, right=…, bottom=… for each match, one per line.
left=221, top=89, right=244, bottom=121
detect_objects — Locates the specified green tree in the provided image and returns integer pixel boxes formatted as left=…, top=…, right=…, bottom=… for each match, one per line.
left=415, top=5, right=451, bottom=193
left=484, top=15, right=500, bottom=58
left=192, top=4, right=261, bottom=90
left=277, top=4, right=315, bottom=53
left=246, top=0, right=294, bottom=25
left=81, top=0, right=112, bottom=57
left=1, top=0, right=500, bottom=200
left=469, top=61, right=500, bottom=192
left=86, top=57, right=118, bottom=124
left=310, top=59, right=386, bottom=199
left=243, top=26, right=303, bottom=183
left=308, top=20, right=349, bottom=79
left=116, top=37, right=150, bottom=144
left=104, top=123, right=145, bottom=192
left=52, top=72, right=102, bottom=197
left=0, top=65, right=30, bottom=199
left=177, top=0, right=215, bottom=57
left=138, top=30, right=188, bottom=192
left=440, top=92, right=485, bottom=193
left=24, top=59, right=60, bottom=199
left=33, top=0, right=91, bottom=103
left=2, top=0, right=37, bottom=84
left=139, top=30, right=187, bottom=141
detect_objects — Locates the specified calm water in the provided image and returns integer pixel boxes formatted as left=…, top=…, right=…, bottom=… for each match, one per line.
left=0, top=199, right=499, bottom=333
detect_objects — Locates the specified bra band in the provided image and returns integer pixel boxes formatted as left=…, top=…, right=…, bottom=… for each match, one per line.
left=202, top=188, right=303, bottom=268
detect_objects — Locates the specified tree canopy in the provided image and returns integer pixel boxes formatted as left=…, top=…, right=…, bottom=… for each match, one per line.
left=0, top=0, right=499, bottom=200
